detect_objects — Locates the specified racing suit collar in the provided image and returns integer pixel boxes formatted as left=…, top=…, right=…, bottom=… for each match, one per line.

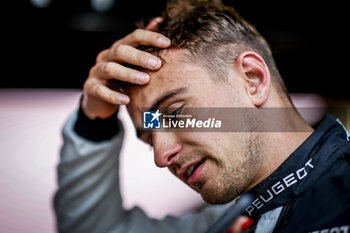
left=244, top=114, right=349, bottom=218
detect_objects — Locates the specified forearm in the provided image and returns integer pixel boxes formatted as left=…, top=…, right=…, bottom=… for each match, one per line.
left=54, top=109, right=125, bottom=233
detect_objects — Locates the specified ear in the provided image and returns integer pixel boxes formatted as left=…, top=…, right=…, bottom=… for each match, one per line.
left=234, top=51, right=271, bottom=106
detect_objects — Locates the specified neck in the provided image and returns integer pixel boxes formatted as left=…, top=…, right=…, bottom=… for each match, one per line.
left=245, top=111, right=314, bottom=191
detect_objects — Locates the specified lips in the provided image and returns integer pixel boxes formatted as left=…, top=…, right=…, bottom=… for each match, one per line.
left=187, top=159, right=206, bottom=185
left=186, top=160, right=202, bottom=177
left=178, top=159, right=206, bottom=186
left=186, top=163, right=196, bottom=177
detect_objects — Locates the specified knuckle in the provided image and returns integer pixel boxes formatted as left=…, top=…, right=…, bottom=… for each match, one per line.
left=83, top=80, right=94, bottom=95
left=136, top=51, right=151, bottom=67
left=83, top=80, right=89, bottom=92
left=128, top=70, right=136, bottom=81
left=112, top=44, right=124, bottom=58
left=89, top=64, right=98, bottom=76
left=133, top=28, right=143, bottom=38
left=94, top=85, right=104, bottom=97
left=100, top=62, right=111, bottom=76
left=135, top=51, right=144, bottom=65
left=111, top=39, right=121, bottom=48
left=96, top=49, right=107, bottom=63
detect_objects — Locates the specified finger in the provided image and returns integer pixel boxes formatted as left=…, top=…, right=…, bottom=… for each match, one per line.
left=107, top=44, right=162, bottom=70
left=146, top=17, right=163, bottom=31
left=121, top=28, right=170, bottom=48
left=240, top=218, right=254, bottom=231
left=226, top=216, right=254, bottom=233
left=96, top=49, right=109, bottom=63
left=93, top=62, right=150, bottom=84
left=87, top=81, right=130, bottom=105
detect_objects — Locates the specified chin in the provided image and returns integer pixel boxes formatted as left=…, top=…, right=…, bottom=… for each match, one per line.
left=200, top=183, right=242, bottom=205
left=201, top=191, right=233, bottom=204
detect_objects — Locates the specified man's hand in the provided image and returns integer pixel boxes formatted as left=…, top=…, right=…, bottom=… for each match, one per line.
left=82, top=17, right=170, bottom=119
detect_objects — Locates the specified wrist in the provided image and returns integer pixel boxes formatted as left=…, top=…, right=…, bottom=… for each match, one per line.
left=81, top=94, right=119, bottom=120
left=74, top=95, right=120, bottom=142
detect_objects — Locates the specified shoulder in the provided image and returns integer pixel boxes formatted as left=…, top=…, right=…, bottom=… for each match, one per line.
left=275, top=149, right=350, bottom=232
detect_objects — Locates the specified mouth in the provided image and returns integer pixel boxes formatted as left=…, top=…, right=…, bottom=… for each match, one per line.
left=179, top=159, right=206, bottom=186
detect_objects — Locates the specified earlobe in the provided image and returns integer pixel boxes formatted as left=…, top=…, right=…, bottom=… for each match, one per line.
left=235, top=51, right=271, bottom=106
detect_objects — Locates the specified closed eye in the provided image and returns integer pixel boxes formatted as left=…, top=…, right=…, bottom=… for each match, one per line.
left=170, top=106, right=183, bottom=116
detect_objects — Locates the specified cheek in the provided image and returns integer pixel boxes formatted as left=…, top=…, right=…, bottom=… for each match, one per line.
left=211, top=133, right=247, bottom=163
left=177, top=131, right=247, bottom=168
left=180, top=132, right=229, bottom=162
left=179, top=132, right=218, bottom=148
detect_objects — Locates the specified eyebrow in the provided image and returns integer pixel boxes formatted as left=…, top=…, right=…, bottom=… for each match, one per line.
left=136, top=87, right=188, bottom=139
left=147, top=87, right=188, bottom=112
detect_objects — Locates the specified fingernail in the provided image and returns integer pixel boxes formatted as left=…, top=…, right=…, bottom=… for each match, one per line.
left=148, top=57, right=159, bottom=68
left=241, top=218, right=254, bottom=231
left=136, top=73, right=148, bottom=83
left=154, top=17, right=163, bottom=23
left=118, top=95, right=129, bottom=104
left=157, top=36, right=170, bottom=46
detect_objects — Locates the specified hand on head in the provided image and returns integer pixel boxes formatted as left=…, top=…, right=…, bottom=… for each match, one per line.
left=82, top=17, right=170, bottom=119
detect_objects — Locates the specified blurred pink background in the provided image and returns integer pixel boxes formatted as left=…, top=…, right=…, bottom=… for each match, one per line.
left=0, top=89, right=328, bottom=233
left=0, top=89, right=205, bottom=233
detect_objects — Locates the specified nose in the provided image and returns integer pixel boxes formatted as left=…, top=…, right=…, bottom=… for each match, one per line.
left=152, top=132, right=182, bottom=168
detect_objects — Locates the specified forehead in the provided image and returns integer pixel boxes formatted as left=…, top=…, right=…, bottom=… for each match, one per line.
left=126, top=49, right=208, bottom=114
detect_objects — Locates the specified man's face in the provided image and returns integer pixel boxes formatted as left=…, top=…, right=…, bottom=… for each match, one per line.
left=126, top=49, right=262, bottom=204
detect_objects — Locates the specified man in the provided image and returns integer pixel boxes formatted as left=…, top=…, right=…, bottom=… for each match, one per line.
left=54, top=0, right=350, bottom=232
